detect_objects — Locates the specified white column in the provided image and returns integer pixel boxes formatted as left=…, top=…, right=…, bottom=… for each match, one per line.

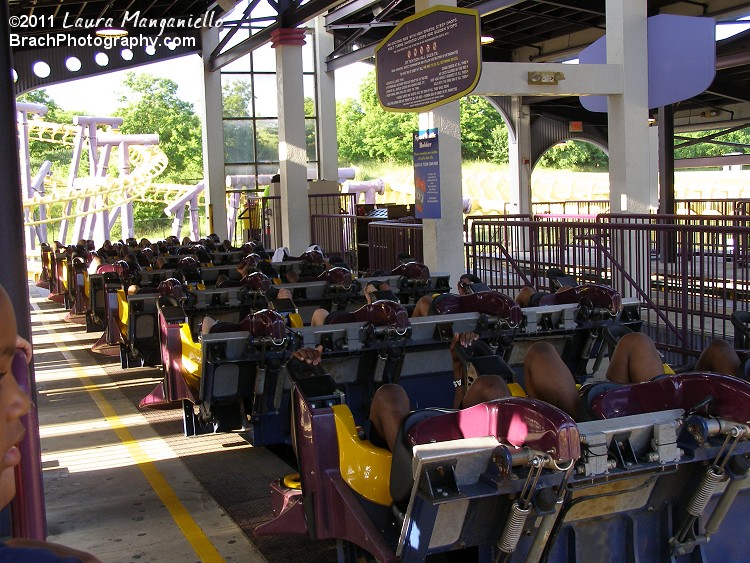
left=507, top=96, right=532, bottom=216
left=201, top=26, right=229, bottom=240
left=416, top=0, right=464, bottom=285
left=314, top=17, right=339, bottom=182
left=118, top=141, right=134, bottom=240
left=606, top=0, right=651, bottom=214
left=605, top=0, right=651, bottom=298
left=274, top=28, right=311, bottom=255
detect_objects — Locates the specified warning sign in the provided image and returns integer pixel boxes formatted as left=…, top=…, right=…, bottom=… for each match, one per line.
left=375, top=6, right=481, bottom=113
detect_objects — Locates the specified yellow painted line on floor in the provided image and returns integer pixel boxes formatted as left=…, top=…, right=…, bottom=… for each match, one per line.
left=73, top=367, right=225, bottom=562
left=33, top=300, right=225, bottom=563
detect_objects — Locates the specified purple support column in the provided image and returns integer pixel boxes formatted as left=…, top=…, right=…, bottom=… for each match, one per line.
left=11, top=353, right=46, bottom=540
left=0, top=0, right=47, bottom=539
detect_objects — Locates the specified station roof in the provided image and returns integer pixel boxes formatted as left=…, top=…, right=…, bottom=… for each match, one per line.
left=9, top=0, right=750, bottom=133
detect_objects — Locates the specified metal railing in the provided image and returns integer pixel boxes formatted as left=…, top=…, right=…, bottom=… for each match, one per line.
left=310, top=213, right=357, bottom=270
left=367, top=220, right=424, bottom=273
left=525, top=198, right=750, bottom=217
left=464, top=213, right=750, bottom=363
left=239, top=193, right=356, bottom=253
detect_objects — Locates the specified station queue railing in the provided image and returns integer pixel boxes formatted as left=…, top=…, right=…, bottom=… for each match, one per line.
left=464, top=212, right=750, bottom=363
left=238, top=195, right=750, bottom=363
left=523, top=197, right=750, bottom=217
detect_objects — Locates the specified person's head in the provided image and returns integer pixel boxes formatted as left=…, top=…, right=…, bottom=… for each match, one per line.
left=0, top=285, right=32, bottom=507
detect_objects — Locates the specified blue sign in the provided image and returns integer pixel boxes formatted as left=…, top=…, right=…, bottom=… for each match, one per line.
left=413, top=129, right=441, bottom=219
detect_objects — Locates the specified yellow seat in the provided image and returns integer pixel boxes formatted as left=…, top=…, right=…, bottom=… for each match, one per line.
left=331, top=405, right=393, bottom=506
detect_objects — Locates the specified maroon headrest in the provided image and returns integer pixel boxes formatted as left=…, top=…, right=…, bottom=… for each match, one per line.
left=433, top=291, right=522, bottom=325
left=392, top=262, right=430, bottom=281
left=240, top=309, right=287, bottom=339
left=179, top=256, right=199, bottom=267
left=592, top=372, right=750, bottom=421
left=239, top=254, right=259, bottom=270
left=405, top=397, right=580, bottom=463
left=303, top=250, right=325, bottom=265
left=241, top=271, right=272, bottom=292
left=328, top=300, right=410, bottom=331
left=158, top=278, right=184, bottom=299
left=97, top=260, right=131, bottom=278
left=548, top=284, right=621, bottom=313
left=319, top=266, right=352, bottom=287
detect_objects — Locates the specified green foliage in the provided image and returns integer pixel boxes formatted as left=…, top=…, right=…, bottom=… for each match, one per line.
left=222, top=79, right=253, bottom=117
left=488, top=124, right=509, bottom=163
left=337, top=73, right=418, bottom=164
left=459, top=96, right=507, bottom=162
left=674, top=129, right=750, bottom=162
left=337, top=71, right=510, bottom=165
left=223, top=80, right=254, bottom=164
left=114, top=73, right=203, bottom=183
left=16, top=89, right=82, bottom=179
left=538, top=140, right=608, bottom=171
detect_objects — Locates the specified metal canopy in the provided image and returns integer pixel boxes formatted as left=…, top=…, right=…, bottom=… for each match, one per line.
left=9, top=0, right=750, bottom=133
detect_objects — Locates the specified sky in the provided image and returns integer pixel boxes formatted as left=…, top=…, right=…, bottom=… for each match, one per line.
left=42, top=54, right=374, bottom=117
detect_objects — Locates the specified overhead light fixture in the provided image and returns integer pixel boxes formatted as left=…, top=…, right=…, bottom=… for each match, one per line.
left=481, top=35, right=494, bottom=45
left=96, top=27, right=128, bottom=38
left=527, top=71, right=565, bottom=85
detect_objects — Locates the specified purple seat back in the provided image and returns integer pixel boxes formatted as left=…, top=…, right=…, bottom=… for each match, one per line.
left=391, top=262, right=430, bottom=281
left=406, top=397, right=580, bottom=462
left=433, top=291, right=522, bottom=325
left=543, top=284, right=622, bottom=314
left=11, top=351, right=46, bottom=539
left=328, top=300, right=410, bottom=331
left=592, top=372, right=750, bottom=421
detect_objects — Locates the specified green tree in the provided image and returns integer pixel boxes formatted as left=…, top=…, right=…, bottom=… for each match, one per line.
left=539, top=140, right=608, bottom=170
left=674, top=128, right=750, bottom=162
left=16, top=89, right=81, bottom=177
left=222, top=79, right=253, bottom=118
left=305, top=97, right=317, bottom=161
left=336, top=71, right=510, bottom=164
left=222, top=79, right=254, bottom=164
left=459, top=96, right=507, bottom=162
left=115, top=73, right=203, bottom=183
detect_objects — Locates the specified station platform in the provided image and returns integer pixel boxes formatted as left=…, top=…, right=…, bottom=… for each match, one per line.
left=27, top=283, right=336, bottom=563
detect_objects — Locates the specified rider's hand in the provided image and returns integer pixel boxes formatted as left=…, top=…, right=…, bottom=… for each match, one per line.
left=292, top=345, right=323, bottom=365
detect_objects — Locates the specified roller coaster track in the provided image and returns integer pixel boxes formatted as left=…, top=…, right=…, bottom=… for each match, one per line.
left=23, top=143, right=201, bottom=227
left=26, top=120, right=81, bottom=146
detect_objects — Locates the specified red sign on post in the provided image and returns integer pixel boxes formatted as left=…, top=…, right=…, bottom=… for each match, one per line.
left=375, top=6, right=481, bottom=113
left=569, top=121, right=584, bottom=133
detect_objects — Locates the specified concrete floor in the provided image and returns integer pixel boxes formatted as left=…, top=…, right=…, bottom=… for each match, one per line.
left=28, top=283, right=267, bottom=563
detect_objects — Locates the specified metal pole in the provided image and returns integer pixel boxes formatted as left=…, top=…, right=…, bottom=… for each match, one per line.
left=0, top=0, right=47, bottom=539
left=658, top=104, right=677, bottom=263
